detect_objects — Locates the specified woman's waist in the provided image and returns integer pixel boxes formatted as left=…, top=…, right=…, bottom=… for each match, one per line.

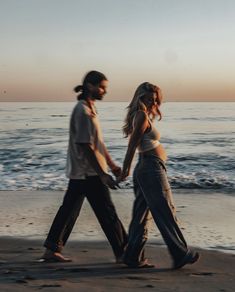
left=138, top=139, right=160, bottom=153
left=136, top=152, right=167, bottom=173
left=139, top=145, right=167, bottom=162
left=139, top=152, right=165, bottom=164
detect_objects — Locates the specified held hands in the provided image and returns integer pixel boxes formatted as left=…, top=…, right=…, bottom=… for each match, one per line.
left=116, top=169, right=130, bottom=184
left=103, top=159, right=130, bottom=187
left=100, top=173, right=120, bottom=190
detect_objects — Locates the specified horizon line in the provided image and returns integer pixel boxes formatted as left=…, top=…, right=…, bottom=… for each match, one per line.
left=0, top=100, right=234, bottom=103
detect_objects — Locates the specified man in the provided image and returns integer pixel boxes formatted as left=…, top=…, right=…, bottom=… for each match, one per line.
left=42, top=71, right=127, bottom=262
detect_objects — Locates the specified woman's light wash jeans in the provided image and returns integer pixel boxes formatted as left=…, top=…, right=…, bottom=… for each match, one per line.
left=124, top=154, right=188, bottom=265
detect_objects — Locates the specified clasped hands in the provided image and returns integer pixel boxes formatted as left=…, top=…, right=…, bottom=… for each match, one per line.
left=100, top=164, right=129, bottom=190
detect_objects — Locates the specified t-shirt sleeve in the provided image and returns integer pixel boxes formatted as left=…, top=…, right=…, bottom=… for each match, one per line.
left=74, top=109, right=95, bottom=144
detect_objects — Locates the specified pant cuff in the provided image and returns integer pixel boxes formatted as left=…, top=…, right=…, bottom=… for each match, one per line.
left=43, top=239, right=63, bottom=252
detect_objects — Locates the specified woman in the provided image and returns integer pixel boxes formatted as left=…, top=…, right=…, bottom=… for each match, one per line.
left=119, top=82, right=199, bottom=269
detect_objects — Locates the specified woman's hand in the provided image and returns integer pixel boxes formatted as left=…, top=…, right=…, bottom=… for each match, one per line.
left=116, top=169, right=130, bottom=183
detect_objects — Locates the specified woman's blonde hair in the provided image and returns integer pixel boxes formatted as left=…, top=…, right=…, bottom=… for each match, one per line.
left=123, top=82, right=163, bottom=137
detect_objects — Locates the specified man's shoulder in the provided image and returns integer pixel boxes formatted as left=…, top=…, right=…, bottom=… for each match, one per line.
left=73, top=100, right=91, bottom=116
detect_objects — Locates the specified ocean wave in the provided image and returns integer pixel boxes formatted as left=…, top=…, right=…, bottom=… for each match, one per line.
left=0, top=102, right=234, bottom=194
left=169, top=174, right=234, bottom=190
left=0, top=147, right=234, bottom=192
left=0, top=171, right=234, bottom=192
left=181, top=117, right=235, bottom=122
left=169, top=154, right=235, bottom=164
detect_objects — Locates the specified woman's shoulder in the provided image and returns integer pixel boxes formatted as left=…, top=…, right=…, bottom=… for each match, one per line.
left=133, top=110, right=149, bottom=128
left=134, top=110, right=148, bottom=120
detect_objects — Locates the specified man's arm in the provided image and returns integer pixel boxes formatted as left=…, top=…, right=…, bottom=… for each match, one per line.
left=101, top=143, right=122, bottom=177
left=78, top=143, right=119, bottom=189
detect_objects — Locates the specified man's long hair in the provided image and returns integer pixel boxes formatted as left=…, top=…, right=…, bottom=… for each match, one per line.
left=74, top=71, right=107, bottom=100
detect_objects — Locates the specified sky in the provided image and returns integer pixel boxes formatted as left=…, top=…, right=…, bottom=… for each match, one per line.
left=0, top=0, right=235, bottom=102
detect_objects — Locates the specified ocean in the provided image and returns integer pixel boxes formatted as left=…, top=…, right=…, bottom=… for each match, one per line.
left=0, top=102, right=234, bottom=194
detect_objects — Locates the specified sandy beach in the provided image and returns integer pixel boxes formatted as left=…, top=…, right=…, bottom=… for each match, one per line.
left=0, top=190, right=235, bottom=291
left=0, top=190, right=234, bottom=252
left=0, top=237, right=235, bottom=292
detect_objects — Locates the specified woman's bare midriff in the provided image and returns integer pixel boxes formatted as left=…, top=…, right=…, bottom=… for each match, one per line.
left=142, top=144, right=167, bottom=162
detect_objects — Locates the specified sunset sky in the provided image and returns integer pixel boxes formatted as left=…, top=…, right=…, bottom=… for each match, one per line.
left=0, top=0, right=234, bottom=102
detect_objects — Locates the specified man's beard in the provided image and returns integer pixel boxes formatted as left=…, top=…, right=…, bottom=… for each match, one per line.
left=94, top=94, right=104, bottom=100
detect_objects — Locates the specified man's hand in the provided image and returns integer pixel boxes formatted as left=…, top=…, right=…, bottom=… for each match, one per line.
left=100, top=173, right=120, bottom=189
left=110, top=165, right=122, bottom=178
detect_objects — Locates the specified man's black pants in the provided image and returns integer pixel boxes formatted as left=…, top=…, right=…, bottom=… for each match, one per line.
left=44, top=176, right=127, bottom=258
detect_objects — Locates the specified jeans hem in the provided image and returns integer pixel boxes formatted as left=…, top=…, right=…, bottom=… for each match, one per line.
left=44, top=239, right=63, bottom=253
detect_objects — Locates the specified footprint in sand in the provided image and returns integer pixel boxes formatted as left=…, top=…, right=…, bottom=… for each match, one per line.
left=27, top=247, right=40, bottom=251
left=39, top=284, right=62, bottom=288
left=69, top=268, right=91, bottom=273
left=15, top=279, right=28, bottom=284
left=190, top=272, right=215, bottom=277
left=143, top=284, right=155, bottom=288
left=23, top=275, right=36, bottom=280
left=127, top=276, right=148, bottom=280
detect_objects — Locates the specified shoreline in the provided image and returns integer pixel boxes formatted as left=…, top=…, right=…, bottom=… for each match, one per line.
left=0, top=190, right=234, bottom=254
left=0, top=237, right=235, bottom=291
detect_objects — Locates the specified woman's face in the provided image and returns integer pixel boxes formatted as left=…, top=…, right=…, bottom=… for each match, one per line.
left=141, top=92, right=158, bottom=109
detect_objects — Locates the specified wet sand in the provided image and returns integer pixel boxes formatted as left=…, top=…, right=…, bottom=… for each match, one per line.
left=0, top=237, right=235, bottom=292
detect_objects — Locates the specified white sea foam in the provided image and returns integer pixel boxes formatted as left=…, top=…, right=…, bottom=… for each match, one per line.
left=5, top=179, right=16, bottom=185
left=43, top=173, right=57, bottom=178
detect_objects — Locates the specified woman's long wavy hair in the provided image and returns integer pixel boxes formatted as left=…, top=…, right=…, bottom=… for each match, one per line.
left=123, top=82, right=163, bottom=137
left=73, top=70, right=107, bottom=100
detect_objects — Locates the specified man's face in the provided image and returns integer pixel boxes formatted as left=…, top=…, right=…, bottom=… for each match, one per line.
left=90, top=80, right=108, bottom=100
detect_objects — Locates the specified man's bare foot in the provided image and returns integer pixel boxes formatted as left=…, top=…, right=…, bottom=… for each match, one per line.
left=40, top=249, right=72, bottom=263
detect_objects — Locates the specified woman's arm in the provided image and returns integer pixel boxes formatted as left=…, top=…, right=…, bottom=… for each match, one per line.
left=120, top=111, right=149, bottom=180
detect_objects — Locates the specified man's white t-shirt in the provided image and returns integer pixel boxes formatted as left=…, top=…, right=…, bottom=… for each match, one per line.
left=66, top=100, right=108, bottom=179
